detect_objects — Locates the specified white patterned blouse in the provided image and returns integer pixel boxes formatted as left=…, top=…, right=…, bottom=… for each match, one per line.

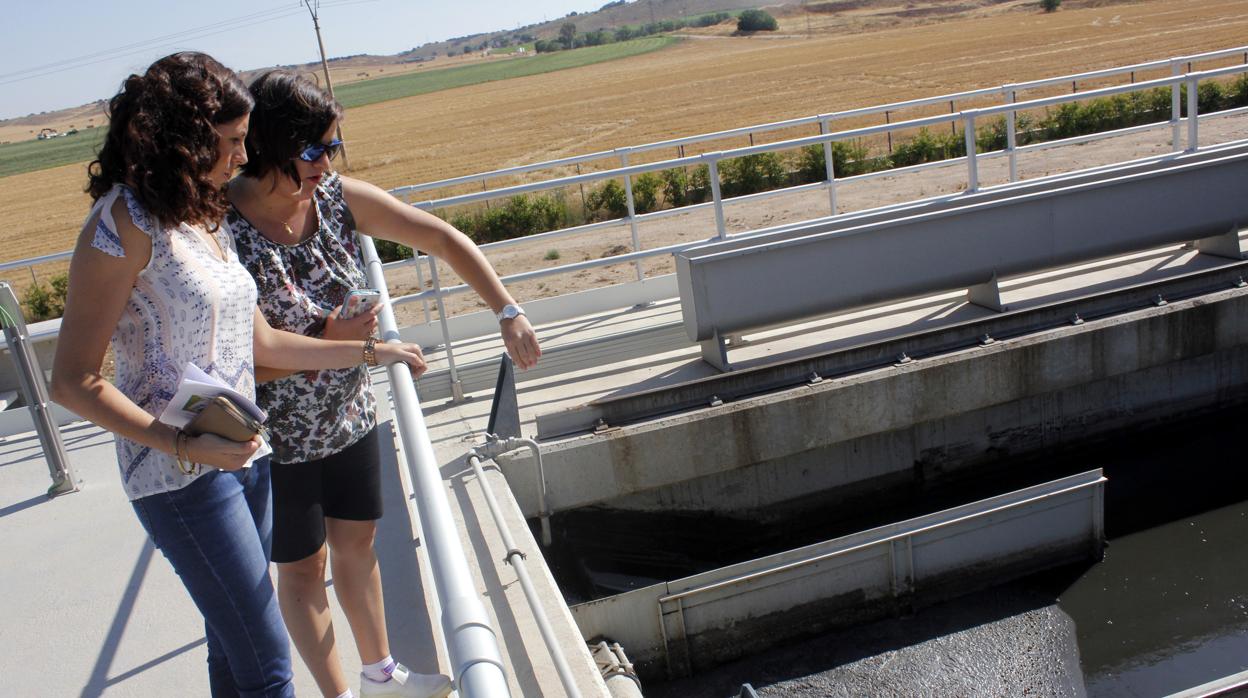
left=89, top=184, right=259, bottom=500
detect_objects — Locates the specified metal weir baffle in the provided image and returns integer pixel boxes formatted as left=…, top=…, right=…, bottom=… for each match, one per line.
left=0, top=283, right=77, bottom=497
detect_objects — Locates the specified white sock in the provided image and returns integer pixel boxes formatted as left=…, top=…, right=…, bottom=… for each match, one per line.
left=336, top=691, right=354, bottom=698
left=362, top=655, right=397, bottom=683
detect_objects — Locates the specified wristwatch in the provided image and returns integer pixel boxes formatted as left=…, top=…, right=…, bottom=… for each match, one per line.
left=496, top=303, right=526, bottom=322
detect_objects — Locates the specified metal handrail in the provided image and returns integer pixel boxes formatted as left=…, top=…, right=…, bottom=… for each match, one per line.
left=467, top=449, right=581, bottom=698
left=389, top=45, right=1248, bottom=200
left=358, top=234, right=512, bottom=697
left=10, top=52, right=1248, bottom=401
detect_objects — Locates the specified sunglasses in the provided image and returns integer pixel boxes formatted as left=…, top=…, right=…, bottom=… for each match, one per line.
left=296, top=138, right=343, bottom=162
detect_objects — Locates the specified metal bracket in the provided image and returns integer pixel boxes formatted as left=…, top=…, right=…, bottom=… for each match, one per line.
left=1194, top=224, right=1246, bottom=260
left=700, top=331, right=731, bottom=372
left=967, top=272, right=1008, bottom=312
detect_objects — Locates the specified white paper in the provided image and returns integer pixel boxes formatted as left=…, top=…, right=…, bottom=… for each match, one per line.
left=158, top=363, right=271, bottom=466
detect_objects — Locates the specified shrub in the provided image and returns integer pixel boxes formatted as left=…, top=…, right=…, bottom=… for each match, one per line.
left=719, top=152, right=787, bottom=197
left=544, top=249, right=561, bottom=261
left=1198, top=81, right=1226, bottom=114
left=374, top=239, right=414, bottom=263
left=1041, top=0, right=1060, bottom=11
left=694, top=12, right=731, bottom=27
left=660, top=168, right=690, bottom=207
left=632, top=172, right=662, bottom=213
left=450, top=193, right=568, bottom=243
left=889, top=128, right=966, bottom=167
left=587, top=179, right=628, bottom=220
left=796, top=139, right=877, bottom=182
left=21, top=272, right=68, bottom=321
left=737, top=9, right=778, bottom=31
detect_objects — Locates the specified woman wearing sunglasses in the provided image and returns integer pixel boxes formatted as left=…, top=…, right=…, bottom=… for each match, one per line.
left=52, top=53, right=432, bottom=698
left=225, top=70, right=540, bottom=698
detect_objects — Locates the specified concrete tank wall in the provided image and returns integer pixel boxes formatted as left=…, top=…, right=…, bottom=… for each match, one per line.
left=502, top=285, right=1248, bottom=517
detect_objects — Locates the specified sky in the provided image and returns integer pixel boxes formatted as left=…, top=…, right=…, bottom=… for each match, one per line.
left=0, top=0, right=606, bottom=121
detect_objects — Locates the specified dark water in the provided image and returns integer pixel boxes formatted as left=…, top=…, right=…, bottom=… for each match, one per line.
left=539, top=404, right=1248, bottom=693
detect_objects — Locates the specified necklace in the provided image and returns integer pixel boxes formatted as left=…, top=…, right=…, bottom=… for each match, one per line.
left=283, top=222, right=295, bottom=238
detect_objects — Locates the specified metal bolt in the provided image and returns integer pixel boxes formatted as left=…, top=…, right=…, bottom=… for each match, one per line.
left=1153, top=294, right=1168, bottom=307
left=978, top=333, right=995, bottom=346
left=808, top=372, right=823, bottom=385
left=594, top=418, right=610, bottom=432
left=895, top=352, right=913, bottom=365
left=1070, top=313, right=1085, bottom=325
left=1235, top=276, right=1246, bottom=289
left=709, top=395, right=724, bottom=407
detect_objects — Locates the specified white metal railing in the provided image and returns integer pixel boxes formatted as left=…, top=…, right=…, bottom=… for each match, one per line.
left=359, top=235, right=512, bottom=697
left=389, top=45, right=1248, bottom=201
left=9, top=47, right=1248, bottom=399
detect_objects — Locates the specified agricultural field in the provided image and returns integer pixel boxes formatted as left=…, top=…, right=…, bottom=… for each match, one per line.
left=334, top=37, right=676, bottom=108
left=2, top=0, right=1247, bottom=314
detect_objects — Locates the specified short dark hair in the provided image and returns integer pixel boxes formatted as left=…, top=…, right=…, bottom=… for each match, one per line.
left=241, top=70, right=344, bottom=184
left=87, top=52, right=253, bottom=228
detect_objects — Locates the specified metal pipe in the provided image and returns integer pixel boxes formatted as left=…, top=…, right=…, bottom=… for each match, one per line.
left=708, top=156, right=726, bottom=239
left=618, top=150, right=645, bottom=282
left=428, top=260, right=464, bottom=403
left=466, top=452, right=581, bottom=698
left=963, top=114, right=978, bottom=192
left=474, top=435, right=551, bottom=547
left=0, top=283, right=77, bottom=497
left=819, top=118, right=837, bottom=216
left=1171, top=61, right=1183, bottom=149
left=358, top=236, right=511, bottom=697
left=1187, top=75, right=1200, bottom=151
left=1005, top=88, right=1018, bottom=182
left=413, top=254, right=431, bottom=324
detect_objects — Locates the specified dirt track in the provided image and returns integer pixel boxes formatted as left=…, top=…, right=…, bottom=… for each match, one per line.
left=3, top=0, right=1247, bottom=310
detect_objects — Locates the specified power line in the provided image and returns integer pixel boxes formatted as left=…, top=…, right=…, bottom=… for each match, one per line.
left=0, top=0, right=376, bottom=87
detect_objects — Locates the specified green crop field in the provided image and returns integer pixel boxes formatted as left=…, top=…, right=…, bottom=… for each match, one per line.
left=0, top=128, right=106, bottom=179
left=334, top=36, right=678, bottom=108
left=0, top=36, right=678, bottom=180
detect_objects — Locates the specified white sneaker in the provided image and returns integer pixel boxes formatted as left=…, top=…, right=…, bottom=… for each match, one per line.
left=359, top=663, right=453, bottom=698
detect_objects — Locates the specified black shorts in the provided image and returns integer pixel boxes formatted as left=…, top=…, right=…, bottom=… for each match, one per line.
left=270, top=427, right=383, bottom=564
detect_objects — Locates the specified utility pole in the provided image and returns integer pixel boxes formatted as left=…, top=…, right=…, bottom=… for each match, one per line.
left=303, top=0, right=350, bottom=170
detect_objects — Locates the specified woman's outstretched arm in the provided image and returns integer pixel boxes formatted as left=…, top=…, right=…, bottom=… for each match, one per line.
left=341, top=176, right=542, bottom=369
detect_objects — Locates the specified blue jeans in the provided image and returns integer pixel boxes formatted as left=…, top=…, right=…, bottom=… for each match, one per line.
left=132, top=459, right=294, bottom=698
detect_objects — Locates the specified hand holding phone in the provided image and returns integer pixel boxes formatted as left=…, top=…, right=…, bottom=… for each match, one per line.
left=340, top=289, right=382, bottom=319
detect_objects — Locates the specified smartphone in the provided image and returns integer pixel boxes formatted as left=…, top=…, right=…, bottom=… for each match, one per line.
left=341, top=289, right=382, bottom=319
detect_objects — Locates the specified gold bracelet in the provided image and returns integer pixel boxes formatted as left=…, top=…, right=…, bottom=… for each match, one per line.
left=363, top=336, right=378, bottom=367
left=174, top=428, right=199, bottom=476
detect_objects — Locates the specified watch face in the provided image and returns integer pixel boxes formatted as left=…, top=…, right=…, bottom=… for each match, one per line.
left=501, top=304, right=522, bottom=320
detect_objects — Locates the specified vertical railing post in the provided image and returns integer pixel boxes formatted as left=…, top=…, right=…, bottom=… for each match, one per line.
left=618, top=148, right=644, bottom=282
left=413, top=254, right=431, bottom=325
left=884, top=111, right=893, bottom=153
left=0, top=283, right=78, bottom=497
left=963, top=113, right=979, bottom=192
left=1170, top=60, right=1183, bottom=149
left=707, top=155, right=726, bottom=239
left=428, top=260, right=464, bottom=403
left=481, top=178, right=490, bottom=211
left=819, top=118, right=838, bottom=216
left=1186, top=75, right=1200, bottom=151
left=1005, top=88, right=1018, bottom=182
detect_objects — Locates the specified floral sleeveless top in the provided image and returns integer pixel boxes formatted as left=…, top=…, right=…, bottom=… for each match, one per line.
left=89, top=184, right=259, bottom=500
left=228, top=173, right=375, bottom=465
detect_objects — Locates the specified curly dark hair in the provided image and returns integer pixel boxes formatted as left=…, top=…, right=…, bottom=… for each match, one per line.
left=241, top=70, right=344, bottom=186
left=87, top=52, right=253, bottom=228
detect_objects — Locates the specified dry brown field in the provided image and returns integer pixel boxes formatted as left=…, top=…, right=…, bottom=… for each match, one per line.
left=4, top=0, right=1247, bottom=310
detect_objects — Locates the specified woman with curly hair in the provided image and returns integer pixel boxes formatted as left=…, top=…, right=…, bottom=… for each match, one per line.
left=50, top=53, right=427, bottom=697
left=226, top=70, right=539, bottom=698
